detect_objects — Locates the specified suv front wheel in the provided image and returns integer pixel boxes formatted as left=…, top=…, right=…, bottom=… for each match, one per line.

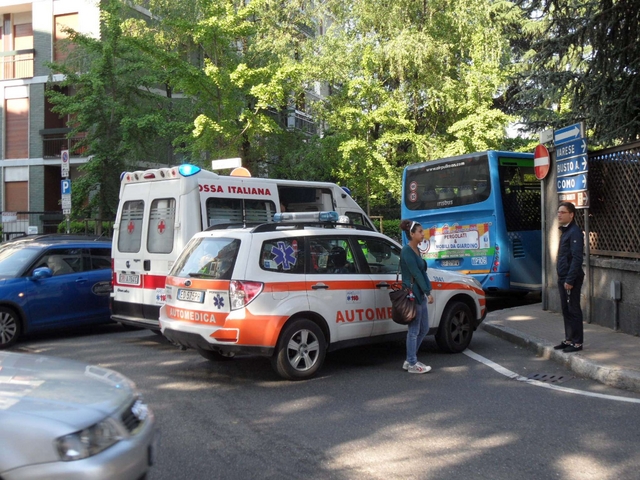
left=435, top=301, right=473, bottom=353
left=272, top=319, right=326, bottom=380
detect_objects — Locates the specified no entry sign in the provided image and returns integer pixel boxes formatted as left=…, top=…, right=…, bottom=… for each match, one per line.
left=534, top=144, right=550, bottom=180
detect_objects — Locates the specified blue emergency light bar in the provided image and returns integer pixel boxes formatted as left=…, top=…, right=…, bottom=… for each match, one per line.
left=273, top=211, right=340, bottom=223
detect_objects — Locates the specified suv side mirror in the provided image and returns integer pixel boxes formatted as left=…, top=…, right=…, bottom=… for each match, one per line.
left=31, top=267, right=53, bottom=280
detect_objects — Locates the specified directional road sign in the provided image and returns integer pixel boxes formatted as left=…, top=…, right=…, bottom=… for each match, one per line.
left=557, top=173, right=588, bottom=193
left=555, top=138, right=587, bottom=161
left=554, top=122, right=584, bottom=145
left=556, top=155, right=588, bottom=178
left=559, top=191, right=589, bottom=209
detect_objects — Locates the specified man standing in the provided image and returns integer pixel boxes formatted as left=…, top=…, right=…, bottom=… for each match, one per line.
left=554, top=202, right=585, bottom=353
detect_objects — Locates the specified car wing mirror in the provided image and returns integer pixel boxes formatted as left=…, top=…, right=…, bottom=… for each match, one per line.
left=31, top=266, right=53, bottom=280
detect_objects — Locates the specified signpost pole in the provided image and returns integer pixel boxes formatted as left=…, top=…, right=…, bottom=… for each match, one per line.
left=541, top=180, right=548, bottom=310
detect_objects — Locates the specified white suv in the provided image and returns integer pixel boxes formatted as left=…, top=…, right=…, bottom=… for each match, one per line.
left=160, top=212, right=486, bottom=380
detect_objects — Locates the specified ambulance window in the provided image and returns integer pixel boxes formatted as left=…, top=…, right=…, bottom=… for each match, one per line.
left=245, top=200, right=276, bottom=223
left=345, top=212, right=366, bottom=226
left=171, top=237, right=240, bottom=280
left=206, top=198, right=243, bottom=226
left=307, top=237, right=357, bottom=274
left=118, top=200, right=144, bottom=253
left=148, top=198, right=176, bottom=254
left=356, top=237, right=400, bottom=274
left=259, top=237, right=305, bottom=274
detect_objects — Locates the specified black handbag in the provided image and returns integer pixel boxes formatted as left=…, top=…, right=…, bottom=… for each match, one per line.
left=389, top=266, right=416, bottom=325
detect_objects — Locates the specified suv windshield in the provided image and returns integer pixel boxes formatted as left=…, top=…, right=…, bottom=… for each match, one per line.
left=0, top=245, right=41, bottom=278
left=171, top=237, right=240, bottom=280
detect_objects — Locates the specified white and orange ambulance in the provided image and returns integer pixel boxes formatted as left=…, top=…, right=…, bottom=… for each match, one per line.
left=159, top=212, right=486, bottom=380
left=111, top=165, right=374, bottom=331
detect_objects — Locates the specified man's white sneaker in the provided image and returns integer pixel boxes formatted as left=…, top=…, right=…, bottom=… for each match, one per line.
left=407, top=362, right=432, bottom=374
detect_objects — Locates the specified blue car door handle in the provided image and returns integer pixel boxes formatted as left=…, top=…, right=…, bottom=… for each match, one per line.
left=76, top=278, right=87, bottom=284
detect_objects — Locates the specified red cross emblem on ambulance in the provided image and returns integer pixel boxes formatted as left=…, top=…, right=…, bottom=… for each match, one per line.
left=157, top=219, right=166, bottom=234
left=127, top=221, right=135, bottom=234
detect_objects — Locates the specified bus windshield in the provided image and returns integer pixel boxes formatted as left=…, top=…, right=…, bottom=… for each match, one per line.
left=404, top=154, right=491, bottom=210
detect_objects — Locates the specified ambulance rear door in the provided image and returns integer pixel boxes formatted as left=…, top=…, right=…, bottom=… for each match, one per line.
left=112, top=174, right=202, bottom=328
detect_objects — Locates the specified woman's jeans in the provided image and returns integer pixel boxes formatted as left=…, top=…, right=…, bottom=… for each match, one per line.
left=406, top=296, right=430, bottom=365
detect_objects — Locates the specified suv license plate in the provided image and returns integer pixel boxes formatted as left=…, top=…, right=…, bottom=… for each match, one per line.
left=178, top=289, right=205, bottom=303
left=118, top=273, right=141, bottom=285
left=441, top=259, right=460, bottom=267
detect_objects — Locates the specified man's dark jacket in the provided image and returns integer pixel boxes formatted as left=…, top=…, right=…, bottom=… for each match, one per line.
left=557, top=220, right=584, bottom=285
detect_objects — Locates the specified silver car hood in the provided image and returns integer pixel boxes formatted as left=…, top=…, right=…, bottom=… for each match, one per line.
left=0, top=351, right=136, bottom=430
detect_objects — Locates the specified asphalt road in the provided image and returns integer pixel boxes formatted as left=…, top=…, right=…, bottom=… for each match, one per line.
left=12, top=296, right=640, bottom=480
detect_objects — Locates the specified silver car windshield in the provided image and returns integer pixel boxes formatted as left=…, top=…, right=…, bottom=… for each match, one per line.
left=171, top=237, right=241, bottom=280
left=0, top=245, right=41, bottom=277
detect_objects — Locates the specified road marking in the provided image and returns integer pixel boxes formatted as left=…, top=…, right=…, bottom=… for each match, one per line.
left=463, top=349, right=640, bottom=404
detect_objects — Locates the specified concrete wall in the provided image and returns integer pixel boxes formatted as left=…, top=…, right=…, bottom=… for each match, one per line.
left=542, top=150, right=640, bottom=337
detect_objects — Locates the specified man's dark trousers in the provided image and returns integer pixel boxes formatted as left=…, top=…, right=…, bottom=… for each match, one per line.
left=558, top=275, right=584, bottom=344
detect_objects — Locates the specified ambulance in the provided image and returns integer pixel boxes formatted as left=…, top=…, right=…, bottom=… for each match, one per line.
left=111, top=165, right=375, bottom=330
left=159, top=211, right=487, bottom=380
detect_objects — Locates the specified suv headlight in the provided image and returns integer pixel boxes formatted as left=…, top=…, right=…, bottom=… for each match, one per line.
left=56, top=417, right=122, bottom=461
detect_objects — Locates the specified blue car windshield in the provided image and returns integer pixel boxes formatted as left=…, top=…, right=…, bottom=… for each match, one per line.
left=0, top=245, right=41, bottom=277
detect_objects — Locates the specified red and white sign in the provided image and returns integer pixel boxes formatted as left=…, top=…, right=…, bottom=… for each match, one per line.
left=534, top=144, right=550, bottom=180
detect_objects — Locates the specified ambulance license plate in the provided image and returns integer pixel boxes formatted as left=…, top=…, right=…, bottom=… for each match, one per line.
left=118, top=273, right=140, bottom=285
left=178, top=289, right=205, bottom=303
left=441, top=259, right=460, bottom=267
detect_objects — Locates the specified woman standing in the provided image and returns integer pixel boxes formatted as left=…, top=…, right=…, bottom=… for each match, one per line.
left=400, top=220, right=433, bottom=374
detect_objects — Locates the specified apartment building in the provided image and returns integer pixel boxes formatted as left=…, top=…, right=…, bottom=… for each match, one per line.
left=0, top=0, right=99, bottom=231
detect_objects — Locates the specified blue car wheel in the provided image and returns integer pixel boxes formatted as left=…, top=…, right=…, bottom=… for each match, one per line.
left=0, top=307, right=20, bottom=349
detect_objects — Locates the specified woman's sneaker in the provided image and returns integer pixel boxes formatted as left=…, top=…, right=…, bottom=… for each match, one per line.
left=407, top=362, right=431, bottom=374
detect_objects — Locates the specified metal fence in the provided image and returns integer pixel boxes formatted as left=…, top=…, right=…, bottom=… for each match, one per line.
left=575, top=141, right=640, bottom=259
left=1, top=212, right=113, bottom=242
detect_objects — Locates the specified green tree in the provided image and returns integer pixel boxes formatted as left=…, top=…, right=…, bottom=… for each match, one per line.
left=46, top=0, right=189, bottom=227
left=129, top=0, right=316, bottom=174
left=508, top=0, right=640, bottom=145
left=300, top=0, right=518, bottom=212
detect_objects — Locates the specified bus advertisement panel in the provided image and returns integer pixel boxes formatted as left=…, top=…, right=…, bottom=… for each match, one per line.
left=402, top=151, right=541, bottom=293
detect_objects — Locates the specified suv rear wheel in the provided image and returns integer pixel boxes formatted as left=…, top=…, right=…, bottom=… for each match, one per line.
left=0, top=307, right=21, bottom=349
left=272, top=319, right=326, bottom=380
left=435, top=301, right=473, bottom=353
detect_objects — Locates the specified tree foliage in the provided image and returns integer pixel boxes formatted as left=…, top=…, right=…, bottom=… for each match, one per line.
left=509, top=0, right=640, bottom=146
left=298, top=0, right=518, bottom=210
left=46, top=0, right=190, bottom=223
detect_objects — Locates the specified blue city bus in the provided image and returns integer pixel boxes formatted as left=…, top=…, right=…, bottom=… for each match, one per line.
left=401, top=150, right=541, bottom=293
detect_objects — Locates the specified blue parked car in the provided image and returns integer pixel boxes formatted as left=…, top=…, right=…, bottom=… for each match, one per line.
left=0, top=235, right=113, bottom=348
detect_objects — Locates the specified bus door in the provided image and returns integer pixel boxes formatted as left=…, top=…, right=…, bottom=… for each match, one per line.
left=497, top=156, right=542, bottom=291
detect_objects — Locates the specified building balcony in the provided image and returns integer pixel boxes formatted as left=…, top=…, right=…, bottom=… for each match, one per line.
left=0, top=49, right=34, bottom=80
left=40, top=128, right=88, bottom=159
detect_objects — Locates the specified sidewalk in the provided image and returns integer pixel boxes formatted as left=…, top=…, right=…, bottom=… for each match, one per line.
left=479, top=304, right=640, bottom=393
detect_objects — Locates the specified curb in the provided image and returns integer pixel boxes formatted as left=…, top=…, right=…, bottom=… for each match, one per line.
left=479, top=321, right=640, bottom=394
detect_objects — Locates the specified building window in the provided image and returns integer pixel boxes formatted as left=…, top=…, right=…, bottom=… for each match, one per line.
left=54, top=13, right=78, bottom=62
left=5, top=97, right=29, bottom=159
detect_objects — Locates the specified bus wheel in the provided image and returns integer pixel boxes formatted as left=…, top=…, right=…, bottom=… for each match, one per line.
left=272, top=319, right=326, bottom=381
left=435, top=301, right=473, bottom=353
left=0, top=307, right=21, bottom=349
left=196, top=347, right=235, bottom=361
